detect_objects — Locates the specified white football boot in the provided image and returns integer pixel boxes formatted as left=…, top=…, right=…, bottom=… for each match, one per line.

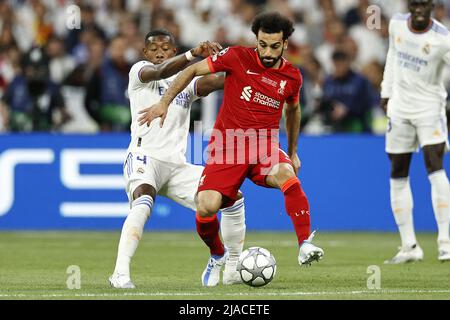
left=109, top=273, right=136, bottom=289
left=201, top=248, right=229, bottom=287
left=384, top=244, right=423, bottom=264
left=298, top=231, right=324, bottom=266
left=223, top=266, right=242, bottom=285
left=438, top=240, right=450, bottom=262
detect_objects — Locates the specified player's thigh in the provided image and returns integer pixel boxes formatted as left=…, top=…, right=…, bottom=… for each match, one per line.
left=385, top=117, right=418, bottom=155
left=197, top=162, right=248, bottom=209
left=123, top=152, right=171, bottom=202
left=196, top=189, right=224, bottom=216
left=249, top=148, right=294, bottom=189
left=162, top=163, right=205, bottom=211
left=388, top=153, right=413, bottom=178
left=422, top=143, right=446, bottom=174
left=415, top=116, right=449, bottom=173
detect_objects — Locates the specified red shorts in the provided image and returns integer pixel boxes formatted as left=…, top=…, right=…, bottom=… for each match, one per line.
left=197, top=148, right=293, bottom=207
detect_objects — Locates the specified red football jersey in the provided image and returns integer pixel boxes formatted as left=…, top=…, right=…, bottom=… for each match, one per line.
left=207, top=46, right=302, bottom=135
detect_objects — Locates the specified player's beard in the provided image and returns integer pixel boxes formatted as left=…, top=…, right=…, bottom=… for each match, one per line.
left=258, top=48, right=284, bottom=68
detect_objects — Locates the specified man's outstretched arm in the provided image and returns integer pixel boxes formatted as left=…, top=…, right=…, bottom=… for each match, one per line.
left=139, top=41, right=221, bottom=82
left=139, top=59, right=213, bottom=126
left=196, top=74, right=225, bottom=97
left=284, top=101, right=302, bottom=175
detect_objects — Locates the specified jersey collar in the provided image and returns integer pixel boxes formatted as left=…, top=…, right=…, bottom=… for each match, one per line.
left=407, top=17, right=433, bottom=34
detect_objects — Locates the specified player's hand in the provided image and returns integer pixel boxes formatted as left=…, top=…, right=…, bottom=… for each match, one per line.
left=381, top=98, right=389, bottom=114
left=138, top=102, right=169, bottom=128
left=192, top=41, right=222, bottom=58
left=290, top=153, right=301, bottom=176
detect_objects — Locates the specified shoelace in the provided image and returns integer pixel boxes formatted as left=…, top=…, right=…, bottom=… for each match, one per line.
left=207, top=257, right=221, bottom=271
left=303, top=230, right=317, bottom=244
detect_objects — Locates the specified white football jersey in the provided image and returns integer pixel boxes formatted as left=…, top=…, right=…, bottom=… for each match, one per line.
left=381, top=13, right=450, bottom=119
left=127, top=61, right=200, bottom=164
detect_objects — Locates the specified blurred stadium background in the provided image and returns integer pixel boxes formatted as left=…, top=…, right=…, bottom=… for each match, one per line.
left=6, top=0, right=450, bottom=135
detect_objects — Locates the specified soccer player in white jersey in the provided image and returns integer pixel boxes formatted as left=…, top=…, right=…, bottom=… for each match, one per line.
left=109, top=29, right=247, bottom=288
left=381, top=0, right=450, bottom=263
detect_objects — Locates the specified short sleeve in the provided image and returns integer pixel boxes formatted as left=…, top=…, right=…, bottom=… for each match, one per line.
left=129, top=61, right=154, bottom=89
left=206, top=46, right=240, bottom=74
left=286, top=72, right=302, bottom=105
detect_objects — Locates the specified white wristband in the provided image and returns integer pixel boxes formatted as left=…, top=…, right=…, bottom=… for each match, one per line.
left=185, top=50, right=195, bottom=61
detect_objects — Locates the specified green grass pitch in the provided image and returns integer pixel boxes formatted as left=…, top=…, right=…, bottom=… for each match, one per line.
left=0, top=231, right=449, bottom=300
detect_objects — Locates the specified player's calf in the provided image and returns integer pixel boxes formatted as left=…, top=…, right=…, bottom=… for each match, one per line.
left=221, top=197, right=246, bottom=285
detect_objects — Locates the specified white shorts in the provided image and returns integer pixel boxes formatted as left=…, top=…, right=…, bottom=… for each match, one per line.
left=385, top=116, right=449, bottom=154
left=123, top=152, right=204, bottom=211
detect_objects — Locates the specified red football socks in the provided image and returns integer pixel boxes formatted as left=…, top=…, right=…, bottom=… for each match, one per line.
left=281, top=177, right=311, bottom=245
left=196, top=213, right=225, bottom=256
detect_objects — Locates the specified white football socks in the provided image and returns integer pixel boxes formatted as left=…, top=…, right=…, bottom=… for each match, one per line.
left=220, top=197, right=246, bottom=273
left=390, top=178, right=417, bottom=248
left=114, top=195, right=153, bottom=277
left=429, top=170, right=450, bottom=243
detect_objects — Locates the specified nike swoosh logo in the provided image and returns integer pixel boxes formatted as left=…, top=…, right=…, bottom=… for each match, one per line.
left=246, top=70, right=260, bottom=75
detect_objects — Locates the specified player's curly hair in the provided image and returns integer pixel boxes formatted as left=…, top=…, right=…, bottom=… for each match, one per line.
left=144, top=29, right=175, bottom=46
left=251, top=12, right=295, bottom=40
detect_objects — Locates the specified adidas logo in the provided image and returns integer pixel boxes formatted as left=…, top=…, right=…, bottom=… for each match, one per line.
left=240, top=86, right=252, bottom=102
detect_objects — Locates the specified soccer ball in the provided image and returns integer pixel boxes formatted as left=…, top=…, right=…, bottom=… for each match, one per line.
left=237, top=247, right=276, bottom=287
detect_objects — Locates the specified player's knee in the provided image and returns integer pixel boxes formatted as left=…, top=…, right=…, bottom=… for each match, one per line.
left=196, top=202, right=219, bottom=217
left=133, top=184, right=156, bottom=201
left=272, top=164, right=296, bottom=187
left=388, top=153, right=412, bottom=179
left=424, top=146, right=444, bottom=174
left=425, top=159, right=443, bottom=175
left=391, top=165, right=409, bottom=179
left=390, top=159, right=409, bottom=178
left=196, top=192, right=221, bottom=217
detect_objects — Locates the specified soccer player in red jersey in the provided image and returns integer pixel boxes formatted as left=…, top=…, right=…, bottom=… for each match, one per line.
left=139, top=12, right=324, bottom=286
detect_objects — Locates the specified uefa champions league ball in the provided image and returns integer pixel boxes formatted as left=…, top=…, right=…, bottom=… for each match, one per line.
left=237, top=247, right=277, bottom=287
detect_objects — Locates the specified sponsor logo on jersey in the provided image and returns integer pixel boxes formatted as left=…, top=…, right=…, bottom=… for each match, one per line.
left=397, top=51, right=428, bottom=72
left=158, top=87, right=191, bottom=108
left=240, top=86, right=253, bottom=102
left=240, top=86, right=281, bottom=109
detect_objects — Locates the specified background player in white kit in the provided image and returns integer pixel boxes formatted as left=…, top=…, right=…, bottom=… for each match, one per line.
left=381, top=0, right=450, bottom=263
left=109, top=29, right=246, bottom=288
